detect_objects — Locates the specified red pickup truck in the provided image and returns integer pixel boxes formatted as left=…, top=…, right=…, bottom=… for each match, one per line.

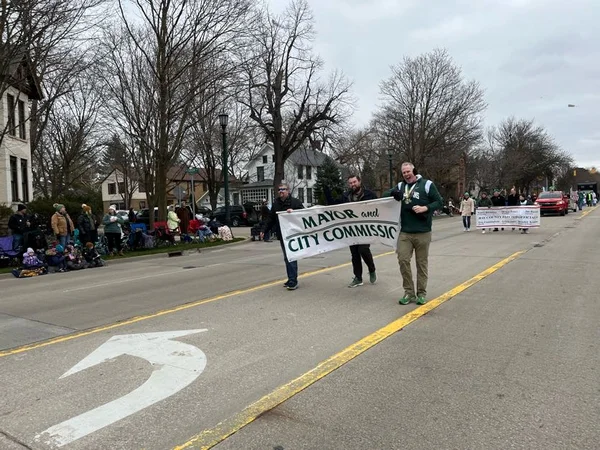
left=534, top=191, right=569, bottom=216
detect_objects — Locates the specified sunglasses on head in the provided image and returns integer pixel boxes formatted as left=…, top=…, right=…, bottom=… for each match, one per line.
left=278, top=188, right=287, bottom=191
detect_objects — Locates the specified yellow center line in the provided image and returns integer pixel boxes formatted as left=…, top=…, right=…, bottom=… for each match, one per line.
left=577, top=205, right=597, bottom=219
left=173, top=250, right=526, bottom=450
left=0, top=252, right=395, bottom=358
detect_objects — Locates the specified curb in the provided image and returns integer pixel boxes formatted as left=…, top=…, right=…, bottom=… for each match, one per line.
left=0, top=237, right=251, bottom=279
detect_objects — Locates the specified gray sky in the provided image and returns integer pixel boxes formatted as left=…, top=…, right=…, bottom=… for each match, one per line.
left=268, top=0, right=600, bottom=168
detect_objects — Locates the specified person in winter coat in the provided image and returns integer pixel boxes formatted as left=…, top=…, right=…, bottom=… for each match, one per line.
left=22, top=247, right=46, bottom=270
left=476, top=192, right=493, bottom=234
left=51, top=203, right=75, bottom=249
left=102, top=205, right=125, bottom=256
left=519, top=194, right=533, bottom=234
left=8, top=203, right=29, bottom=252
left=490, top=189, right=506, bottom=232
left=167, top=205, right=180, bottom=232
left=77, top=204, right=98, bottom=246
left=261, top=183, right=304, bottom=290
left=326, top=175, right=378, bottom=288
left=459, top=192, right=475, bottom=231
left=506, top=188, right=520, bottom=231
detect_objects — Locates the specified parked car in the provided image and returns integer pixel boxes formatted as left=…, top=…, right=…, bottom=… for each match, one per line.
left=135, top=208, right=159, bottom=226
left=210, top=204, right=259, bottom=227
left=195, top=206, right=212, bottom=218
left=535, top=191, right=569, bottom=216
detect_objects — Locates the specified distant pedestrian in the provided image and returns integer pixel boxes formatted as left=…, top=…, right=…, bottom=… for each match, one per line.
left=391, top=162, right=443, bottom=306
left=519, top=194, right=533, bottom=234
left=459, top=192, right=475, bottom=231
left=261, top=183, right=304, bottom=290
left=477, top=192, right=493, bottom=234
left=77, top=204, right=98, bottom=246
left=491, top=189, right=506, bottom=231
left=167, top=205, right=180, bottom=233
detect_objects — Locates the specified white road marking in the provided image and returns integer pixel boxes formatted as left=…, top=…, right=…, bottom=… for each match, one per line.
left=35, top=329, right=207, bottom=447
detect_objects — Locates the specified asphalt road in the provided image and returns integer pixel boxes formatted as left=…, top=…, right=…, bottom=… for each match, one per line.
left=0, top=208, right=598, bottom=449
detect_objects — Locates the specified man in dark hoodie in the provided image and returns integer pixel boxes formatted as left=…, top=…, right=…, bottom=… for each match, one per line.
left=261, top=183, right=304, bottom=290
left=506, top=187, right=519, bottom=231
left=326, top=175, right=378, bottom=288
left=491, top=189, right=506, bottom=231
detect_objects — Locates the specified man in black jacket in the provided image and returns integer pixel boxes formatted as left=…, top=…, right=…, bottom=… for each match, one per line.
left=491, top=189, right=506, bottom=231
left=327, top=175, right=378, bottom=287
left=261, top=183, right=304, bottom=290
left=8, top=204, right=30, bottom=252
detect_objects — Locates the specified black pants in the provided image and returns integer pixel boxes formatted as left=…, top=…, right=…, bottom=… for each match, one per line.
left=105, top=232, right=121, bottom=252
left=350, top=244, right=375, bottom=280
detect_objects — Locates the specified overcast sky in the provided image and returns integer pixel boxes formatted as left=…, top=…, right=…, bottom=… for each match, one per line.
left=267, top=0, right=600, bottom=168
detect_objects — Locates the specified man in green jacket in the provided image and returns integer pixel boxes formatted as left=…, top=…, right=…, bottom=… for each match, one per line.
left=391, top=162, right=443, bottom=305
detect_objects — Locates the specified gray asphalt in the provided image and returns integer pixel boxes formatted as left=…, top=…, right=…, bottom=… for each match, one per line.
left=0, top=209, right=597, bottom=449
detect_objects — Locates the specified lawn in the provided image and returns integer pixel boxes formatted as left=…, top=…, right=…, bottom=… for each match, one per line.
left=0, top=237, right=245, bottom=274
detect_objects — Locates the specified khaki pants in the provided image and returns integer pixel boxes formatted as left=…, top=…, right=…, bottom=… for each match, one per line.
left=397, top=232, right=432, bottom=297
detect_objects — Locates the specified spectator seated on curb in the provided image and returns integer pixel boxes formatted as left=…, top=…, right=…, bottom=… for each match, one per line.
left=83, top=242, right=105, bottom=267
left=45, top=244, right=67, bottom=272
left=65, top=245, right=87, bottom=270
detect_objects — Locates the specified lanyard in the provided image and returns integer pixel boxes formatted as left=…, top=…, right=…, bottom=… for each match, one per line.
left=404, top=181, right=417, bottom=201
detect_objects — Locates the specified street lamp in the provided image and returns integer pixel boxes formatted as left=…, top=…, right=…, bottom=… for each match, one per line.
left=218, top=111, right=230, bottom=227
left=387, top=149, right=394, bottom=189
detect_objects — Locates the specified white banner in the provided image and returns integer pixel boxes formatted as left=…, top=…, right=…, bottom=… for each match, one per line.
left=475, top=206, right=541, bottom=228
left=278, top=198, right=401, bottom=262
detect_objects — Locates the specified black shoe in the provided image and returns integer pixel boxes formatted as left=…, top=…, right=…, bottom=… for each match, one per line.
left=286, top=283, right=298, bottom=290
left=283, top=281, right=290, bottom=288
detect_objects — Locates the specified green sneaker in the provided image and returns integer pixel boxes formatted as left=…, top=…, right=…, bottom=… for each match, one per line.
left=369, top=271, right=377, bottom=284
left=348, top=277, right=363, bottom=288
left=399, top=294, right=415, bottom=305
left=416, top=296, right=427, bottom=305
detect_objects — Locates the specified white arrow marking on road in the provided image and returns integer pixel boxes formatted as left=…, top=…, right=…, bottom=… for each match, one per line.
left=35, top=329, right=207, bottom=447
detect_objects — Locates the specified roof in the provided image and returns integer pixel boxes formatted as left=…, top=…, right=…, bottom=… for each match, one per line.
left=241, top=179, right=274, bottom=188
left=287, top=147, right=328, bottom=167
left=0, top=49, right=43, bottom=100
left=246, top=143, right=329, bottom=168
left=167, top=164, right=236, bottom=182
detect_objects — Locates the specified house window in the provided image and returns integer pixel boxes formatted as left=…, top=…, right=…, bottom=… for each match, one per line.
left=307, top=187, right=313, bottom=205
left=257, top=166, right=265, bottom=182
left=242, top=188, right=269, bottom=204
left=262, top=155, right=268, bottom=164
left=10, top=156, right=18, bottom=201
left=297, top=187, right=305, bottom=203
left=21, top=159, right=29, bottom=202
left=118, top=182, right=126, bottom=193
left=138, top=181, right=146, bottom=193
left=18, top=100, right=26, bottom=139
left=7, top=94, right=16, bottom=136
left=108, top=182, right=117, bottom=195
left=298, top=165, right=304, bottom=179
left=233, top=193, right=240, bottom=205
left=306, top=166, right=312, bottom=180
left=139, top=201, right=146, bottom=209
left=272, top=154, right=275, bottom=162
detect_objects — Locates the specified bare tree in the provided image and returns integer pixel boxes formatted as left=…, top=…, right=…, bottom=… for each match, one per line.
left=100, top=0, right=251, bottom=224
left=0, top=0, right=106, bottom=150
left=468, top=118, right=572, bottom=194
left=375, top=48, right=486, bottom=181
left=240, top=0, right=352, bottom=192
left=32, top=74, right=104, bottom=198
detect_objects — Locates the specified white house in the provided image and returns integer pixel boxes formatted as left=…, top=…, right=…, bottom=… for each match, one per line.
left=241, top=143, right=327, bottom=207
left=101, top=169, right=148, bottom=212
left=0, top=54, right=42, bottom=207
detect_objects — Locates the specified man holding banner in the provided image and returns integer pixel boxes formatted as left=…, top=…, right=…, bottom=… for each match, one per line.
left=391, top=163, right=443, bottom=306
left=326, top=175, right=378, bottom=288
left=261, top=183, right=304, bottom=290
